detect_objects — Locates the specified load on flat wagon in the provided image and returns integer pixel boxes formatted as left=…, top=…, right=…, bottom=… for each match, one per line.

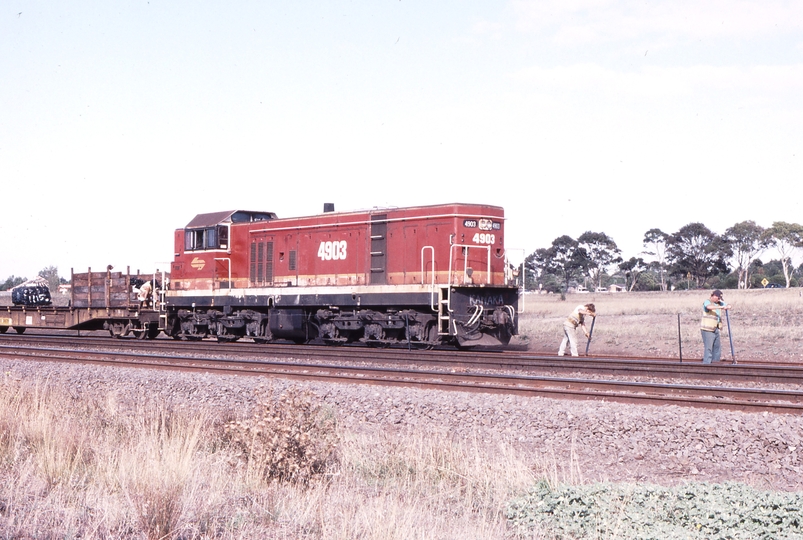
left=165, top=202, right=525, bottom=348
left=11, top=277, right=52, bottom=307
left=0, top=267, right=163, bottom=338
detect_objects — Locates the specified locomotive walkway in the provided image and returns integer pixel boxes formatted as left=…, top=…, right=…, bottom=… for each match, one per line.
left=1, top=332, right=802, bottom=415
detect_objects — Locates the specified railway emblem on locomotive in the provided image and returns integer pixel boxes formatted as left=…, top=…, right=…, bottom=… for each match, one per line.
left=191, top=257, right=206, bottom=271
left=478, top=219, right=493, bottom=231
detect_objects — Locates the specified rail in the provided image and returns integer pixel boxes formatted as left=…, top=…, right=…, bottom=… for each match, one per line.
left=3, top=340, right=802, bottom=414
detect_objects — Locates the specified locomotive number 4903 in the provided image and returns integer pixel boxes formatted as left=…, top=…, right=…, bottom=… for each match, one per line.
left=318, top=240, right=348, bottom=261
left=472, top=233, right=496, bottom=244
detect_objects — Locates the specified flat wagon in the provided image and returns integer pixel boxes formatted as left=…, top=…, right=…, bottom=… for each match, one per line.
left=0, top=267, right=163, bottom=339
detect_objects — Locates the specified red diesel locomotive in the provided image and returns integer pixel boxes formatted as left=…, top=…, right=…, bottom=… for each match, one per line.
left=165, top=203, right=522, bottom=348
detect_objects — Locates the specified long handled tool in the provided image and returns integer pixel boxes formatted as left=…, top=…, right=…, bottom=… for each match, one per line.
left=585, top=316, right=596, bottom=356
left=726, top=310, right=736, bottom=364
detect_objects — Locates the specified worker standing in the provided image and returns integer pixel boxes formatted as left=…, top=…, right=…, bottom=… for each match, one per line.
left=701, top=289, right=731, bottom=364
left=558, top=303, right=596, bottom=357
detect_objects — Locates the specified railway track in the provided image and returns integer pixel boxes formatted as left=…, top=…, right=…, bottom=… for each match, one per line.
left=3, top=332, right=803, bottom=383
left=1, top=333, right=802, bottom=414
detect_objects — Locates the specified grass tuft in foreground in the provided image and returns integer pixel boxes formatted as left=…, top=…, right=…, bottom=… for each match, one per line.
left=223, top=386, right=340, bottom=485
left=0, top=373, right=548, bottom=538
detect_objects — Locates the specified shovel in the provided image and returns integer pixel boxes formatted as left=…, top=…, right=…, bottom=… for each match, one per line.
left=726, top=310, right=736, bottom=364
left=585, top=316, right=596, bottom=356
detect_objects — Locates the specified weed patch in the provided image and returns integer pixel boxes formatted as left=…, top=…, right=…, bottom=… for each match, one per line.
left=508, top=481, right=803, bottom=539
left=224, top=387, right=339, bottom=485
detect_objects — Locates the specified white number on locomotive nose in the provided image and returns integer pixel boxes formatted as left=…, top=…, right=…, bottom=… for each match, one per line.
left=472, top=233, right=495, bottom=244
left=318, top=240, right=348, bottom=261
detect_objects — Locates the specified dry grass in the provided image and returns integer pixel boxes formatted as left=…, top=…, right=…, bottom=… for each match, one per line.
left=5, top=289, right=796, bottom=537
left=519, top=288, right=803, bottom=361
left=224, top=387, right=339, bottom=486
left=0, top=376, right=559, bottom=539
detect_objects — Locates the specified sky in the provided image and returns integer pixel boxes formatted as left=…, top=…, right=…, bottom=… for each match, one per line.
left=1, top=0, right=802, bottom=280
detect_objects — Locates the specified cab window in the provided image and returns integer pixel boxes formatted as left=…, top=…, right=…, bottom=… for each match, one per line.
left=184, top=226, right=227, bottom=251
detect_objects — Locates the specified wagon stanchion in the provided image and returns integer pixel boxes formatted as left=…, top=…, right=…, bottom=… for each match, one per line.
left=585, top=316, right=596, bottom=356
left=677, top=313, right=683, bottom=363
left=726, top=310, right=736, bottom=365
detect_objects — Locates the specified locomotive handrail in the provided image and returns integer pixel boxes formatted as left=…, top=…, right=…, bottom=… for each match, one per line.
left=421, top=246, right=436, bottom=311
left=157, top=267, right=169, bottom=331
left=448, top=244, right=491, bottom=286
left=466, top=304, right=483, bottom=327
left=504, top=248, right=527, bottom=313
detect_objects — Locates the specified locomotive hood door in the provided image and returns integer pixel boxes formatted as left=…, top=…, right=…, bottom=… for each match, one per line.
left=370, top=215, right=387, bottom=285
left=250, top=236, right=275, bottom=286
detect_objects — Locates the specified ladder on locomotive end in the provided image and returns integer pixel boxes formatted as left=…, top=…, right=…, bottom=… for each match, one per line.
left=422, top=244, right=493, bottom=337
left=437, top=286, right=451, bottom=336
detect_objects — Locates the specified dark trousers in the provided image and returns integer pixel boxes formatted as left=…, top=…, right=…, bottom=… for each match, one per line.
left=701, top=329, right=721, bottom=364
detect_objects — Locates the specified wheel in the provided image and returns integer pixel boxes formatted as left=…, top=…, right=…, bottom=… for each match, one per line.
left=0, top=326, right=7, bottom=334
left=108, top=322, right=129, bottom=339
left=130, top=321, right=147, bottom=340
left=408, top=321, right=437, bottom=350
left=13, top=327, right=25, bottom=335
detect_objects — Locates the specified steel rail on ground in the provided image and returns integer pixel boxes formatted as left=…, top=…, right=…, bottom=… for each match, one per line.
left=2, top=342, right=803, bottom=415
left=4, top=334, right=803, bottom=385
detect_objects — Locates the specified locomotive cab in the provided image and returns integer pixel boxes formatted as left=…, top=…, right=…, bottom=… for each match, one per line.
left=172, top=210, right=278, bottom=291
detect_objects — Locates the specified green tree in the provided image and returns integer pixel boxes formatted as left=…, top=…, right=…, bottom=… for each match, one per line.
left=666, top=223, right=730, bottom=288
left=762, top=222, right=803, bottom=288
left=619, top=257, right=648, bottom=291
left=527, top=235, right=589, bottom=295
left=643, top=228, right=670, bottom=291
left=577, top=231, right=622, bottom=292
left=0, top=275, right=27, bottom=291
left=37, top=266, right=62, bottom=292
left=723, top=221, right=767, bottom=289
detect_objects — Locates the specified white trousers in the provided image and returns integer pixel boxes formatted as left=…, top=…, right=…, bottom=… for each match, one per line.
left=559, top=322, right=580, bottom=356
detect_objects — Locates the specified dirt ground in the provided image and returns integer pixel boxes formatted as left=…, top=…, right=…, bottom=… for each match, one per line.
left=518, top=289, right=803, bottom=363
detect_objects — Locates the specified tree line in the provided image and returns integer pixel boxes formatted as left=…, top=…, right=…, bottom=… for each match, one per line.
left=3, top=224, right=803, bottom=296
left=524, top=221, right=803, bottom=293
left=0, top=266, right=66, bottom=292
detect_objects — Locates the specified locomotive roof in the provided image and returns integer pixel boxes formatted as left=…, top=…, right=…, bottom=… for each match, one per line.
left=186, top=203, right=504, bottom=229
left=185, top=210, right=278, bottom=228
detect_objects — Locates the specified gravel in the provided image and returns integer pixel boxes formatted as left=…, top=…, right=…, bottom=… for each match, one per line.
left=2, top=355, right=802, bottom=537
